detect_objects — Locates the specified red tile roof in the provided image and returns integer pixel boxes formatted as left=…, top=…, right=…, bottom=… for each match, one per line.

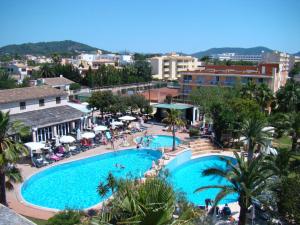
left=141, top=87, right=179, bottom=103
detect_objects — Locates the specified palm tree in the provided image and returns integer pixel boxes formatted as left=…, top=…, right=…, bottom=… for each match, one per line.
left=162, top=109, right=185, bottom=151
left=240, top=81, right=257, bottom=99
left=255, top=83, right=274, bottom=112
left=0, top=111, right=29, bottom=205
left=271, top=112, right=300, bottom=152
left=95, top=177, right=201, bottom=225
left=39, top=63, right=54, bottom=78
left=195, top=152, right=274, bottom=225
left=275, top=79, right=300, bottom=113
left=239, top=116, right=270, bottom=161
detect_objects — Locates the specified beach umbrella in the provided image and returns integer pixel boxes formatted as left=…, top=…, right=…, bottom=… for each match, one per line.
left=93, top=125, right=108, bottom=132
left=262, top=126, right=275, bottom=134
left=118, top=115, right=136, bottom=121
left=81, top=132, right=96, bottom=139
left=60, top=135, right=76, bottom=144
left=76, top=128, right=81, bottom=141
left=111, top=121, right=123, bottom=126
left=25, top=142, right=45, bottom=151
left=25, top=142, right=45, bottom=156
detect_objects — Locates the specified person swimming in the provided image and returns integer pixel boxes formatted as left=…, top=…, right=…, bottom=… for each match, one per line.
left=115, top=163, right=125, bottom=169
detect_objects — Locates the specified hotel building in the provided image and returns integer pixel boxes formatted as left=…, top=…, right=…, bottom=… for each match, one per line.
left=179, top=63, right=288, bottom=97
left=150, top=53, right=200, bottom=80
left=0, top=86, right=91, bottom=142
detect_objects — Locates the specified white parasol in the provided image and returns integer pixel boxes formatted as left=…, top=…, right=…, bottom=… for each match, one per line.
left=81, top=132, right=96, bottom=139
left=118, top=115, right=136, bottom=121
left=93, top=125, right=108, bottom=132
left=25, top=142, right=45, bottom=151
left=60, top=135, right=76, bottom=144
left=262, top=126, right=275, bottom=134
left=111, top=121, right=123, bottom=126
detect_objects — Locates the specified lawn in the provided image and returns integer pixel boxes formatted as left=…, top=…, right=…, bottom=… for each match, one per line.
left=24, top=216, right=47, bottom=225
left=273, top=135, right=292, bottom=149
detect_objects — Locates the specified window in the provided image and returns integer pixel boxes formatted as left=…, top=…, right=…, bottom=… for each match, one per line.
left=56, top=97, right=61, bottom=104
left=196, top=77, right=204, bottom=84
left=39, top=99, right=45, bottom=107
left=20, top=102, right=26, bottom=110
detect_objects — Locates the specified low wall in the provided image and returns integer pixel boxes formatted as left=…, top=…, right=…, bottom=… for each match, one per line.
left=165, top=149, right=192, bottom=172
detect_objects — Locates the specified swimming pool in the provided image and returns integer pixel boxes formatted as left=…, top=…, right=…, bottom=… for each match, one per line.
left=21, top=149, right=162, bottom=210
left=169, top=155, right=237, bottom=206
left=135, top=135, right=181, bottom=149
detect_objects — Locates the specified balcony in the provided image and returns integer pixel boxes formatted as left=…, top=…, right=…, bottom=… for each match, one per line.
left=183, top=79, right=192, bottom=84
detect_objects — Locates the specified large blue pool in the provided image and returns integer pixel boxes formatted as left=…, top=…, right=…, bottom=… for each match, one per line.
left=169, top=155, right=238, bottom=206
left=21, top=149, right=161, bottom=210
left=135, top=135, right=181, bottom=149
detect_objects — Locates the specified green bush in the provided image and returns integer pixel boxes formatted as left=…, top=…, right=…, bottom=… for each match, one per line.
left=189, top=127, right=199, bottom=137
left=69, top=83, right=81, bottom=91
left=46, top=210, right=83, bottom=225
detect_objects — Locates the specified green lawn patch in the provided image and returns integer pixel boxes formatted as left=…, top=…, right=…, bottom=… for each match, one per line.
left=24, top=216, right=47, bottom=225
left=273, top=135, right=292, bottom=149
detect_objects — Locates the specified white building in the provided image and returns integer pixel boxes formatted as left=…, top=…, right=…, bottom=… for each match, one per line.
left=211, top=53, right=262, bottom=62
left=5, top=63, right=34, bottom=82
left=119, top=54, right=134, bottom=65
left=150, top=53, right=199, bottom=80
left=0, top=86, right=91, bottom=142
left=262, top=51, right=290, bottom=71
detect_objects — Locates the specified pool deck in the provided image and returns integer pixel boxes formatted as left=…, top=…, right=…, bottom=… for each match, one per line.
left=7, top=124, right=241, bottom=222
left=7, top=124, right=191, bottom=220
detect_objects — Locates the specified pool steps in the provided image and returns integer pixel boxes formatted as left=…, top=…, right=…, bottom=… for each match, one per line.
left=189, top=139, right=222, bottom=156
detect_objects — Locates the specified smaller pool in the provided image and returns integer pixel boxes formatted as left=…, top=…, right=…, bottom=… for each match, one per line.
left=169, top=155, right=238, bottom=206
left=135, top=135, right=181, bottom=149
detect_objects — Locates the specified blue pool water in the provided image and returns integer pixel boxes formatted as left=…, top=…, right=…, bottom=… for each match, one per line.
left=135, top=135, right=181, bottom=149
left=169, top=155, right=238, bottom=206
left=21, top=149, right=161, bottom=210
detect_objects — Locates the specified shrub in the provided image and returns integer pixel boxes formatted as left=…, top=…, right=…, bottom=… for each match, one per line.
left=69, top=83, right=81, bottom=91
left=189, top=127, right=200, bottom=137
left=46, top=210, right=83, bottom=225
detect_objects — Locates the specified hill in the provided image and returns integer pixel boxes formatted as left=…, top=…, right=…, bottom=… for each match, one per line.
left=0, top=40, right=109, bottom=56
left=294, top=52, right=300, bottom=57
left=192, top=46, right=273, bottom=58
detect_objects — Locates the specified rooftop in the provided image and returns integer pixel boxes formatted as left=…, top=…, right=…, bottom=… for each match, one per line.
left=153, top=103, right=193, bottom=110
left=43, top=76, right=74, bottom=86
left=180, top=64, right=279, bottom=76
left=0, top=86, right=67, bottom=104
left=141, top=87, right=179, bottom=103
left=0, top=204, right=36, bottom=225
left=10, top=105, right=84, bottom=129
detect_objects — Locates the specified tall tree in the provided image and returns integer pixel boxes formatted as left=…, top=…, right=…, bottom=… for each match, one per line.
left=0, top=112, right=29, bottom=205
left=0, top=70, right=17, bottom=89
left=162, top=109, right=185, bottom=151
left=39, top=63, right=54, bottom=78
left=239, top=115, right=270, bottom=161
left=275, top=79, right=300, bottom=113
left=195, top=152, right=274, bottom=225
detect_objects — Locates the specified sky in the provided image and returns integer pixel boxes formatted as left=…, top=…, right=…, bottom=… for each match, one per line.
left=0, top=0, right=300, bottom=54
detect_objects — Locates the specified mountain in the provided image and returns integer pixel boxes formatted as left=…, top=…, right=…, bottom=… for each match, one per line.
left=0, top=40, right=109, bottom=56
left=294, top=52, right=300, bottom=57
left=192, top=46, right=273, bottom=58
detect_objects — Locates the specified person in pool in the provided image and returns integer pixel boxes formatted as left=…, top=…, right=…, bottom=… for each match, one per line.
left=115, top=163, right=125, bottom=169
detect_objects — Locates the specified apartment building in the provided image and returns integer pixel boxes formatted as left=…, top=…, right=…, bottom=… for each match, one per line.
left=179, top=63, right=288, bottom=97
left=261, top=51, right=290, bottom=71
left=150, top=53, right=200, bottom=80
left=211, top=53, right=262, bottom=62
left=0, top=86, right=90, bottom=142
